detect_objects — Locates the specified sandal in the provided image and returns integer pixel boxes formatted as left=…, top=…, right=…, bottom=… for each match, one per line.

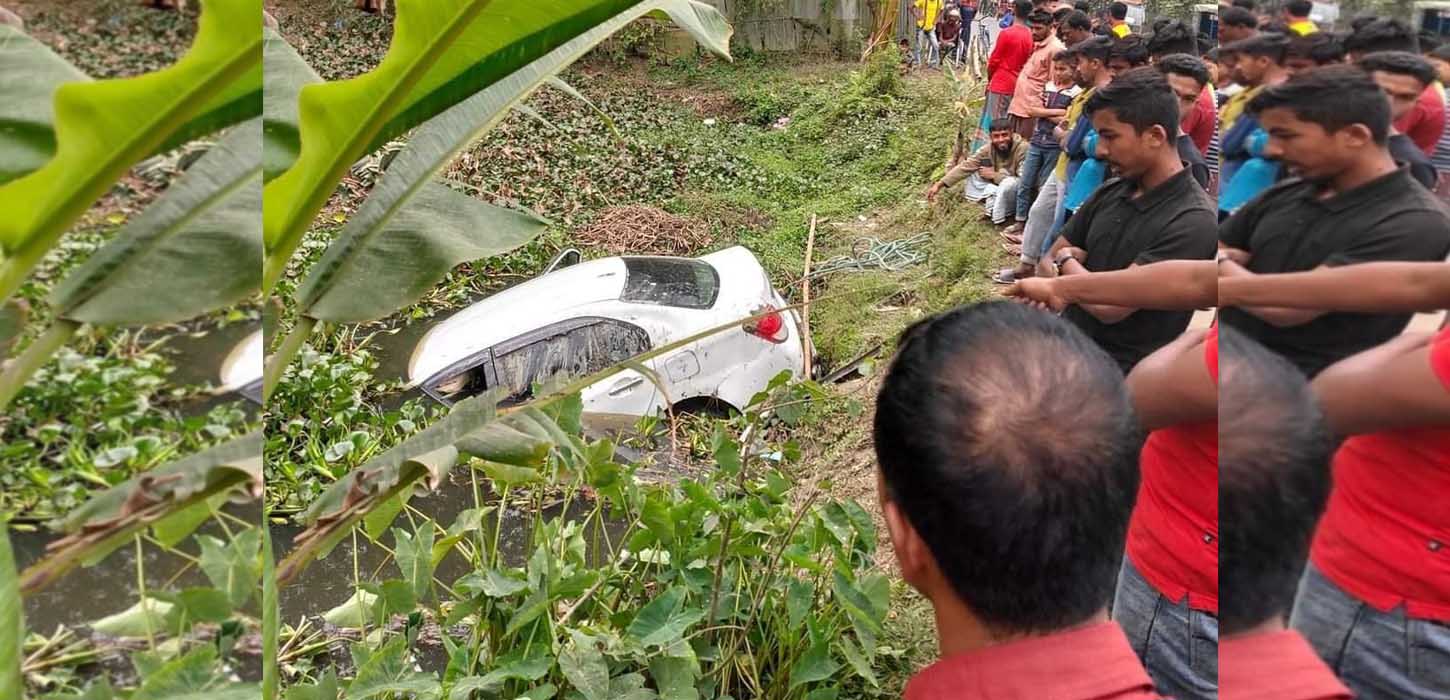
left=991, top=265, right=1035, bottom=284
left=998, top=230, right=1024, bottom=245
left=1001, top=242, right=1023, bottom=255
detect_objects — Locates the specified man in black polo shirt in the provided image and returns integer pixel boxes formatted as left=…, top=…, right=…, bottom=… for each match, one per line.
left=1047, top=67, right=1217, bottom=374
left=1355, top=51, right=1439, bottom=190
left=1218, top=65, right=1450, bottom=378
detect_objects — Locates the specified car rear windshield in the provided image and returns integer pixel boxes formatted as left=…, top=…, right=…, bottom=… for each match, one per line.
left=620, top=258, right=719, bottom=309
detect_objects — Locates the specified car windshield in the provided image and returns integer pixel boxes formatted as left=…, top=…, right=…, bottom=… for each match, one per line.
left=620, top=257, right=719, bottom=309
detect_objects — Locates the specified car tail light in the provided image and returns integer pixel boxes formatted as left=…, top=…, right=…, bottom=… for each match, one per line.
left=745, top=306, right=788, bottom=343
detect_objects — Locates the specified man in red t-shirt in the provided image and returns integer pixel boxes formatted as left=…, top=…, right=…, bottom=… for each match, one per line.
left=1344, top=17, right=1445, bottom=155
left=980, top=0, right=1036, bottom=148
left=873, top=301, right=1162, bottom=699
left=1219, top=326, right=1351, bottom=700
left=1291, top=327, right=1450, bottom=699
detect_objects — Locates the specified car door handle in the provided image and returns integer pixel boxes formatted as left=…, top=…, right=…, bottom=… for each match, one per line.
left=607, top=377, right=645, bottom=395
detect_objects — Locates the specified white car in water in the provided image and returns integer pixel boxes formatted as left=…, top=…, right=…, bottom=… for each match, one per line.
left=407, top=246, right=811, bottom=423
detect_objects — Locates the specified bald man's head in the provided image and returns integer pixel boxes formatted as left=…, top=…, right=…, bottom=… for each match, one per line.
left=1219, top=326, right=1336, bottom=635
left=873, top=302, right=1143, bottom=634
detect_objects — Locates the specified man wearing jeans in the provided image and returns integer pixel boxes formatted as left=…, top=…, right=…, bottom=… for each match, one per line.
left=913, top=0, right=944, bottom=68
left=997, top=50, right=1077, bottom=281
left=1290, top=326, right=1450, bottom=699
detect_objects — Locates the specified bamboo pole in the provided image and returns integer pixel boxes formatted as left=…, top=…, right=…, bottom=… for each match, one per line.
left=801, top=214, right=816, bottom=379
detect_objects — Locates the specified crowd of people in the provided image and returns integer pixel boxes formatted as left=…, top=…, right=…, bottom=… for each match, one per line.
left=875, top=1, right=1450, bottom=699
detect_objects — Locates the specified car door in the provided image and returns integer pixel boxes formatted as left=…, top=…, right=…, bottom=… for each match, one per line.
left=488, top=318, right=659, bottom=419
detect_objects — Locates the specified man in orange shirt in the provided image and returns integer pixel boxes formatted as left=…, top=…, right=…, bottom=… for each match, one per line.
left=1007, top=10, right=1065, bottom=139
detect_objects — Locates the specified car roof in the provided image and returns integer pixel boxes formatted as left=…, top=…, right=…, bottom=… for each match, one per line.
left=407, top=246, right=768, bottom=385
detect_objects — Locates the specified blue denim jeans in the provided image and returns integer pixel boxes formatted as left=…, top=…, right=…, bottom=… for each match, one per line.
left=1113, top=558, right=1219, bottom=700
left=1291, top=563, right=1450, bottom=700
left=1014, top=145, right=1057, bottom=223
left=915, top=27, right=940, bottom=67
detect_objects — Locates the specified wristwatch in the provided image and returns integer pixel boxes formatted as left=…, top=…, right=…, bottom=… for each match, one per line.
left=1053, top=250, right=1077, bottom=272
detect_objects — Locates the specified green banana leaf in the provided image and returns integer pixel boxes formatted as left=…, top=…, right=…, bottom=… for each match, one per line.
left=19, top=432, right=262, bottom=595
left=47, top=119, right=262, bottom=325
left=0, top=23, right=262, bottom=186
left=0, top=0, right=262, bottom=303
left=0, top=25, right=87, bottom=185
left=263, top=28, right=544, bottom=327
left=261, top=0, right=731, bottom=292
left=0, top=529, right=22, bottom=700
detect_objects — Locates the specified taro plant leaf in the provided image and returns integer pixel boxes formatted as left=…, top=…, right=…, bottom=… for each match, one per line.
left=150, top=492, right=229, bottom=549
left=0, top=25, right=86, bottom=185
left=0, top=0, right=263, bottom=303
left=558, top=632, right=609, bottom=700
left=20, top=432, right=262, bottom=595
left=647, top=657, right=699, bottom=700
left=261, top=0, right=732, bottom=293
left=177, top=587, right=232, bottom=624
left=347, top=636, right=441, bottom=700
left=393, top=526, right=436, bottom=602
left=837, top=636, right=879, bottom=688
left=608, top=674, right=658, bottom=700
left=362, top=486, right=413, bottom=541
left=197, top=529, right=262, bottom=609
left=130, top=645, right=261, bottom=700
left=789, top=638, right=842, bottom=690
left=47, top=118, right=263, bottom=326
left=626, top=587, right=703, bottom=648
left=282, top=669, right=336, bottom=700
left=0, top=529, right=22, bottom=700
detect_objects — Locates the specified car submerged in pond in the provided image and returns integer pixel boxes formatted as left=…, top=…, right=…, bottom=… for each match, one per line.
left=406, top=246, right=811, bottom=425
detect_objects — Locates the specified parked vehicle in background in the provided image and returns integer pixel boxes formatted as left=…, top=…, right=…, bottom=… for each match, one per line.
left=1195, top=4, right=1218, bottom=41
left=407, top=247, right=812, bottom=428
left=1417, top=1, right=1450, bottom=42
left=220, top=329, right=263, bottom=404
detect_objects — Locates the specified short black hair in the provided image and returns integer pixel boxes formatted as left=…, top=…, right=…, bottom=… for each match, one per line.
left=1249, top=63, right=1391, bottom=145
left=989, top=116, right=1014, bottom=132
left=1219, top=327, right=1335, bottom=636
left=1109, top=34, right=1150, bottom=67
left=1146, top=19, right=1198, bottom=57
left=1205, top=47, right=1219, bottom=62
left=1287, top=31, right=1345, bottom=65
left=1014, top=0, right=1034, bottom=18
left=873, top=302, right=1143, bottom=634
left=1231, top=0, right=1255, bottom=9
left=1053, top=49, right=1075, bottom=63
left=1225, top=32, right=1290, bottom=63
left=1076, top=34, right=1115, bottom=62
left=1108, top=1, right=1127, bottom=19
left=1065, top=9, right=1092, bottom=31
left=1028, top=9, right=1054, bottom=25
left=1074, top=0, right=1090, bottom=11
left=1221, top=6, right=1258, bottom=29
left=1053, top=6, right=1073, bottom=23
left=1345, top=18, right=1419, bottom=55
left=1348, top=14, right=1377, bottom=33
left=1087, top=66, right=1180, bottom=137
left=1285, top=0, right=1313, bottom=17
left=1358, top=50, right=1438, bottom=89
left=1432, top=43, right=1450, bottom=62
left=1421, top=32, right=1443, bottom=53
left=1260, top=19, right=1292, bottom=35
left=1157, top=52, right=1210, bottom=88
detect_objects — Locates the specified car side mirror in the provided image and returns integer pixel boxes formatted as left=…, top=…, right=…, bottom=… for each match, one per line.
left=544, top=248, right=582, bottom=275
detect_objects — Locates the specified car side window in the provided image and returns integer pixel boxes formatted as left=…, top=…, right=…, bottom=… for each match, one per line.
left=493, top=319, right=652, bottom=404
left=620, top=258, right=720, bottom=309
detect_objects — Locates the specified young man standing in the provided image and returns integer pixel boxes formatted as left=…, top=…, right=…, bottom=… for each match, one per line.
left=1047, top=68, right=1217, bottom=373
left=1347, top=19, right=1445, bottom=156
left=996, top=50, right=1079, bottom=277
left=1007, top=10, right=1065, bottom=140
left=1157, top=54, right=1213, bottom=190
left=1219, top=33, right=1291, bottom=187
left=874, top=301, right=1162, bottom=700
left=1283, top=0, right=1318, bottom=36
left=1147, top=20, right=1214, bottom=157
left=1060, top=9, right=1093, bottom=46
left=913, top=0, right=945, bottom=68
left=1427, top=43, right=1450, bottom=198
left=1217, top=65, right=1450, bottom=378
left=1107, top=0, right=1132, bottom=37
left=1218, top=327, right=1351, bottom=700
left=1357, top=51, right=1440, bottom=189
left=1218, top=5, right=1259, bottom=45
left=983, top=0, right=1035, bottom=142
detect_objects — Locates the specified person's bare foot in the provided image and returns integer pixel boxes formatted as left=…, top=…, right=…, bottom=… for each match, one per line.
left=998, top=229, right=1023, bottom=245
left=1002, top=222, right=1026, bottom=235
left=1001, top=242, right=1023, bottom=255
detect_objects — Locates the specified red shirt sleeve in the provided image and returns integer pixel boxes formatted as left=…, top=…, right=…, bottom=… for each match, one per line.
left=1188, top=86, right=1215, bottom=154
left=1432, top=326, right=1450, bottom=392
left=1394, top=86, right=1445, bottom=155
